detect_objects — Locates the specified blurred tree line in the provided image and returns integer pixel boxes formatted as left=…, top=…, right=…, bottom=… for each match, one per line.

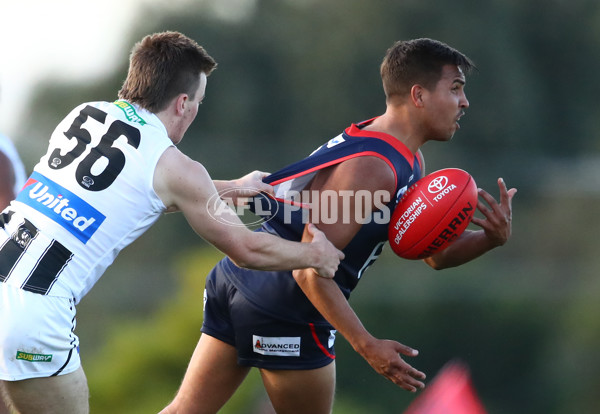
left=11, top=0, right=600, bottom=412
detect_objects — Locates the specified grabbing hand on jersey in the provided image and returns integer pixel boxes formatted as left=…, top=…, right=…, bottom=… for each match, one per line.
left=304, top=223, right=345, bottom=279
left=215, top=170, right=275, bottom=206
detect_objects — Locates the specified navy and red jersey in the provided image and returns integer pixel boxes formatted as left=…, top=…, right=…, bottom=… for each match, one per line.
left=221, top=118, right=423, bottom=323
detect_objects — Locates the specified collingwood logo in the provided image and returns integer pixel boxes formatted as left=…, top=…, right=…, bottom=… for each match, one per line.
left=253, top=335, right=301, bottom=357
left=17, top=172, right=106, bottom=243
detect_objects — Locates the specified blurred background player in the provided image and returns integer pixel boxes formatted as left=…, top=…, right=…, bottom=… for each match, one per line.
left=0, top=133, right=26, bottom=210
left=0, top=81, right=27, bottom=414
left=161, top=38, right=516, bottom=414
left=402, top=360, right=488, bottom=414
left=0, top=31, right=343, bottom=414
left=0, top=132, right=26, bottom=414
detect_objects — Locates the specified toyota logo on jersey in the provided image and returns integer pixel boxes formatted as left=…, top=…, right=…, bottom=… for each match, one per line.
left=16, top=172, right=106, bottom=243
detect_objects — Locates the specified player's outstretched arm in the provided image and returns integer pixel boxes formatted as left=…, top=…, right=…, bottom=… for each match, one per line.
left=424, top=177, right=517, bottom=270
left=293, top=266, right=426, bottom=392
left=154, top=147, right=343, bottom=277
left=293, top=157, right=425, bottom=391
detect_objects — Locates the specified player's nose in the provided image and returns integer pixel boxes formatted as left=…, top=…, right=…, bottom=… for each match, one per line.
left=460, top=92, right=469, bottom=108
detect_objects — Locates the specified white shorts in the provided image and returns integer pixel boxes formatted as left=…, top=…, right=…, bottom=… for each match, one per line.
left=0, top=283, right=81, bottom=381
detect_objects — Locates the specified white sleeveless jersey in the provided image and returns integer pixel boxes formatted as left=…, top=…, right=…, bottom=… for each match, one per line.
left=0, top=133, right=27, bottom=194
left=0, top=101, right=173, bottom=303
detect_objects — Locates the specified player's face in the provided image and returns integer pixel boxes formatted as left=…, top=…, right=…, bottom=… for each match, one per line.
left=172, top=72, right=207, bottom=144
left=422, top=64, right=469, bottom=142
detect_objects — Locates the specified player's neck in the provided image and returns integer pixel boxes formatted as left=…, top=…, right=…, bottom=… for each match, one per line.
left=363, top=109, right=424, bottom=154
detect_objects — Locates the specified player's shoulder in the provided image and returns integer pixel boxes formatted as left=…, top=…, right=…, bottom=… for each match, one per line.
left=332, top=155, right=396, bottom=192
left=339, top=153, right=393, bottom=170
left=157, top=146, right=187, bottom=168
left=157, top=147, right=209, bottom=183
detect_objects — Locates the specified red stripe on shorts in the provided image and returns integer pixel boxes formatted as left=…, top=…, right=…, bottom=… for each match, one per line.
left=309, top=323, right=335, bottom=360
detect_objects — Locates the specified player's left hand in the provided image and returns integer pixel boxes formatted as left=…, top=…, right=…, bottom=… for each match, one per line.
left=471, top=177, right=517, bottom=246
left=360, top=338, right=426, bottom=392
left=232, top=170, right=275, bottom=199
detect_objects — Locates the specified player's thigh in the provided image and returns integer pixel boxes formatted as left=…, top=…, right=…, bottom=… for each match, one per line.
left=259, top=361, right=336, bottom=414
left=1, top=365, right=88, bottom=414
left=166, top=334, right=250, bottom=414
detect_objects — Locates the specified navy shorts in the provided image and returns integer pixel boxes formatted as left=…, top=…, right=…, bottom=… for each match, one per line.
left=201, top=266, right=337, bottom=370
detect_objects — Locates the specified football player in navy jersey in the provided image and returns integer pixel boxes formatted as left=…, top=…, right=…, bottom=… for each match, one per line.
left=0, top=32, right=343, bottom=414
left=161, top=38, right=516, bottom=414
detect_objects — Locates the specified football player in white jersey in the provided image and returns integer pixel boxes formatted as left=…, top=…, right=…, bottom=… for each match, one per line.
left=0, top=31, right=343, bottom=414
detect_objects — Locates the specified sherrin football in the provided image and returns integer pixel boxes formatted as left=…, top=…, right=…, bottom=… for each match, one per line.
left=388, top=168, right=478, bottom=260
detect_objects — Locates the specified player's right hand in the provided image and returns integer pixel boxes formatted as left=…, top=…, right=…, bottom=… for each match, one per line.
left=306, top=223, right=345, bottom=279
left=471, top=177, right=517, bottom=247
left=361, top=337, right=426, bottom=392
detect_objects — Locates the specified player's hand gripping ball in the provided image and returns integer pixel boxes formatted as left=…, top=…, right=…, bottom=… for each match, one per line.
left=388, top=168, right=478, bottom=260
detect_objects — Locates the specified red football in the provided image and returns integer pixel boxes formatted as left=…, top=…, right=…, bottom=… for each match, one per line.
left=388, top=168, right=478, bottom=260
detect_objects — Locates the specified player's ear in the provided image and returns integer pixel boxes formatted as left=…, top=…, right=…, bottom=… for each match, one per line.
left=410, top=85, right=425, bottom=108
left=174, top=93, right=188, bottom=116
